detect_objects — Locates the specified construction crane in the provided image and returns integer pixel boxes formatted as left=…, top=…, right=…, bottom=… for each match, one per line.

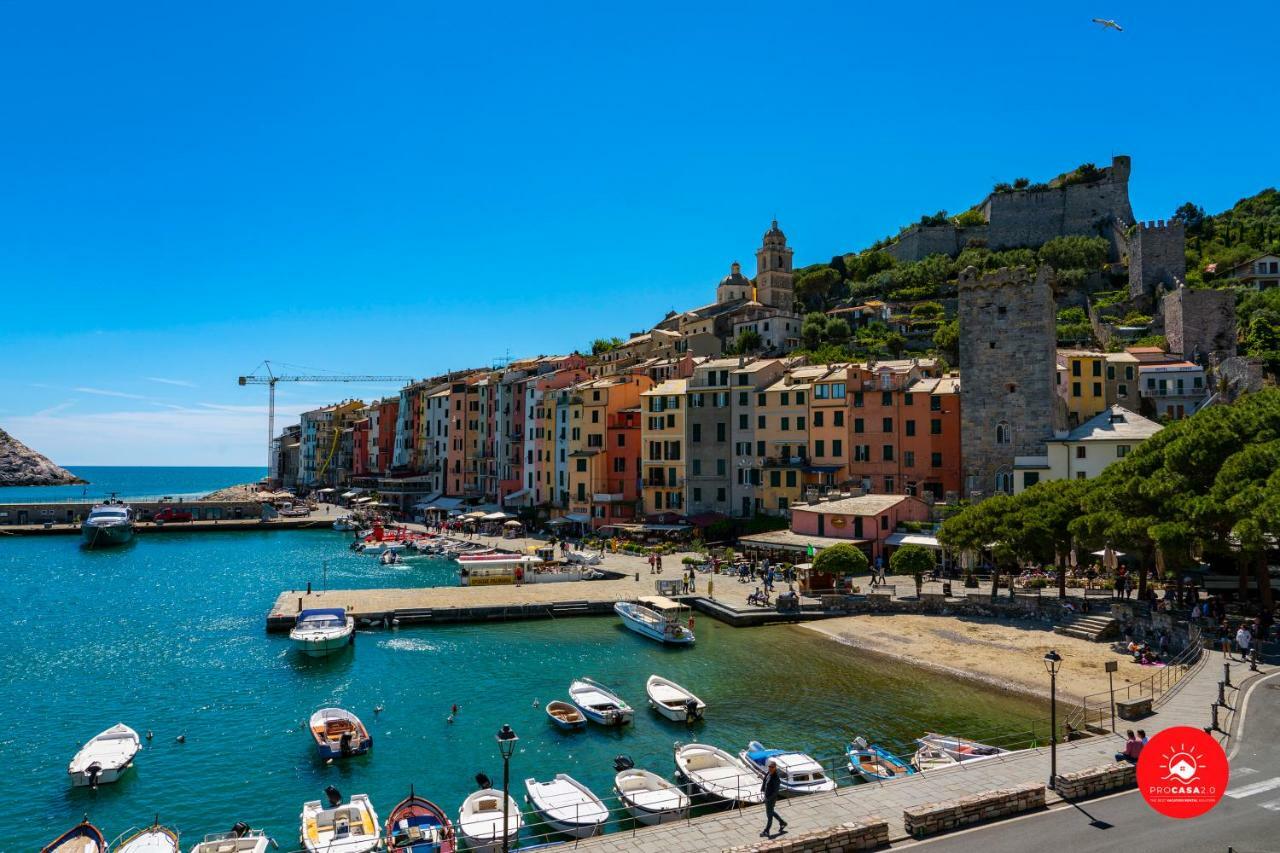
left=237, top=361, right=414, bottom=481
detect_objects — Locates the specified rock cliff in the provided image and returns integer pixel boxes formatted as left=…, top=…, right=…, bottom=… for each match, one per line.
left=0, top=428, right=86, bottom=486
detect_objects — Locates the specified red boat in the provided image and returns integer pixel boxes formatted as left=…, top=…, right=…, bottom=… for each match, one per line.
left=385, top=789, right=456, bottom=852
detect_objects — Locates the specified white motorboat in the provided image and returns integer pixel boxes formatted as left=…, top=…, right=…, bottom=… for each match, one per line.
left=81, top=501, right=135, bottom=548
left=912, top=744, right=959, bottom=772
left=289, top=608, right=355, bottom=657
left=333, top=517, right=356, bottom=531
left=457, top=788, right=522, bottom=853
left=918, top=732, right=1006, bottom=763
left=614, top=768, right=690, bottom=826
left=614, top=598, right=694, bottom=645
left=568, top=677, right=633, bottom=726
left=116, top=823, right=180, bottom=853
left=300, top=793, right=381, bottom=853
left=68, top=723, right=141, bottom=787
left=379, top=549, right=401, bottom=566
left=645, top=675, right=706, bottom=722
left=524, top=774, right=608, bottom=839
left=739, top=741, right=836, bottom=795
left=188, top=825, right=271, bottom=853
left=673, top=743, right=765, bottom=805
left=564, top=551, right=602, bottom=566
left=309, top=707, right=373, bottom=759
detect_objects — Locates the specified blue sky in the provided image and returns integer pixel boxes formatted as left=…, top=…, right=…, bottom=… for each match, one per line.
left=2, top=1, right=1276, bottom=465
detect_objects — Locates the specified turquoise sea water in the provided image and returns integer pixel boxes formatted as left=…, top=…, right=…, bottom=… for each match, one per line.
left=0, top=465, right=265, bottom=504
left=4, top=529, right=1047, bottom=849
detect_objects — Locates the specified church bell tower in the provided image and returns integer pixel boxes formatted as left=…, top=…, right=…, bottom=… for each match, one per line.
left=755, top=220, right=794, bottom=312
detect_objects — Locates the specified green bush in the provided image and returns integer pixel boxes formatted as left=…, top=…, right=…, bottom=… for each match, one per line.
left=812, top=543, right=870, bottom=577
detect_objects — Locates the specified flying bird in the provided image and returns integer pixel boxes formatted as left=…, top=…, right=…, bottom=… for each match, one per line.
left=1092, top=17, right=1123, bottom=31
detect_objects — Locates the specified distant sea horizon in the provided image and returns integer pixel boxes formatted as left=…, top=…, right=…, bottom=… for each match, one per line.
left=0, top=465, right=266, bottom=504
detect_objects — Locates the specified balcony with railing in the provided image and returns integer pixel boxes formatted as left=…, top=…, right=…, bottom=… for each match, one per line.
left=644, top=475, right=684, bottom=489
left=763, top=455, right=809, bottom=468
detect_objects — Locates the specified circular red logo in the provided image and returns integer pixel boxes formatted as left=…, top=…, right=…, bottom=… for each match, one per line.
left=1136, top=726, right=1228, bottom=818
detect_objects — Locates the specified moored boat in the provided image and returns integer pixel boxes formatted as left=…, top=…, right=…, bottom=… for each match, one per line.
left=81, top=501, right=135, bottom=548
left=568, top=678, right=633, bottom=726
left=524, top=774, right=608, bottom=839
left=673, top=743, right=765, bottom=805
left=645, top=675, right=705, bottom=722
left=116, top=821, right=180, bottom=853
left=289, top=608, right=355, bottom=657
left=457, top=788, right=522, bottom=853
left=309, top=707, right=373, bottom=759
left=739, top=741, right=836, bottom=795
left=42, top=819, right=108, bottom=853
left=68, top=723, right=141, bottom=787
left=545, top=700, right=587, bottom=731
left=614, top=768, right=690, bottom=826
left=300, top=792, right=381, bottom=853
left=846, top=737, right=916, bottom=782
left=912, top=743, right=959, bottom=772
left=918, top=732, right=1006, bottom=763
left=188, top=824, right=272, bottom=853
left=614, top=598, right=694, bottom=645
left=385, top=789, right=455, bottom=852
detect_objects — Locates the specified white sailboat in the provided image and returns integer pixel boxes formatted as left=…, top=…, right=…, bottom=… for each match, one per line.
left=457, top=788, right=522, bottom=853
left=68, top=723, right=141, bottom=787
left=524, top=774, right=608, bottom=839
left=645, top=675, right=706, bottom=722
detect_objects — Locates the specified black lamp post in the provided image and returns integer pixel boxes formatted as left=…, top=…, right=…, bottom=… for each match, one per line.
left=1044, top=649, right=1063, bottom=788
left=497, top=723, right=519, bottom=853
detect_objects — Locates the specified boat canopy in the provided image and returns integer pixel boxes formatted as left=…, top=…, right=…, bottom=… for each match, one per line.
left=638, top=595, right=683, bottom=612
left=297, top=608, right=347, bottom=623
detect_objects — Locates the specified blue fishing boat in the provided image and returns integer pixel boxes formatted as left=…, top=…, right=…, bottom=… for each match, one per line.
left=846, top=736, right=916, bottom=782
left=385, top=788, right=455, bottom=852
left=738, top=740, right=836, bottom=795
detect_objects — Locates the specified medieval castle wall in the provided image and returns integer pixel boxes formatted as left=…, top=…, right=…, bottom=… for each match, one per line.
left=1163, top=286, right=1237, bottom=361
left=1127, top=219, right=1187, bottom=302
left=958, top=265, right=1059, bottom=497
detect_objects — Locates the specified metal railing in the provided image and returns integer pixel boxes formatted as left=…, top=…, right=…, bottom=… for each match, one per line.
left=197, top=720, right=1067, bottom=852
left=1065, top=624, right=1205, bottom=732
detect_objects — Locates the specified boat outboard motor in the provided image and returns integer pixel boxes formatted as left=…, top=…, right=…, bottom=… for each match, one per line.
left=685, top=698, right=701, bottom=721
left=340, top=732, right=353, bottom=756
left=87, top=763, right=102, bottom=789
left=324, top=785, right=343, bottom=807
left=231, top=822, right=251, bottom=838
left=475, top=772, right=493, bottom=790
left=613, top=754, right=635, bottom=772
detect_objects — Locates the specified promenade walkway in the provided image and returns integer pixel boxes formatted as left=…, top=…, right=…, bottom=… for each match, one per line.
left=568, top=647, right=1268, bottom=851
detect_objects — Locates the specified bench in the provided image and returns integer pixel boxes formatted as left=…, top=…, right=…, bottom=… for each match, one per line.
left=1116, top=697, right=1153, bottom=720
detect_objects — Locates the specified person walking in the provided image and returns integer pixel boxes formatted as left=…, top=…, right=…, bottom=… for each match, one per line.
left=761, top=758, right=787, bottom=837
left=1236, top=624, right=1253, bottom=661
left=1218, top=620, right=1233, bottom=658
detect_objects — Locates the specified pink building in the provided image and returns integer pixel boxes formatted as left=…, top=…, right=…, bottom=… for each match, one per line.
left=788, top=494, right=930, bottom=563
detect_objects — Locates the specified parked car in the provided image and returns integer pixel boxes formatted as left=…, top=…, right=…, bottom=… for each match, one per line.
left=153, top=507, right=193, bottom=523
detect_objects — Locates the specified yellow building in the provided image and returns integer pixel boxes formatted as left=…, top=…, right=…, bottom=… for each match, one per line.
left=756, top=366, right=826, bottom=514
left=641, top=378, right=687, bottom=517
left=1055, top=350, right=1108, bottom=427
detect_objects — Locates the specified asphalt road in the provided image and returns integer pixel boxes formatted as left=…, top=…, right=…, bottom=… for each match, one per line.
left=904, top=669, right=1280, bottom=853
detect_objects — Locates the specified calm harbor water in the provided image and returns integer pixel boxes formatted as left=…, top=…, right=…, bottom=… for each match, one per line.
left=4, top=529, right=1047, bottom=849
left=0, top=465, right=265, bottom=504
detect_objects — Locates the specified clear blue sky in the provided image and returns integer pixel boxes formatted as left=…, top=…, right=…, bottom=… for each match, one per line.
left=2, top=0, right=1276, bottom=465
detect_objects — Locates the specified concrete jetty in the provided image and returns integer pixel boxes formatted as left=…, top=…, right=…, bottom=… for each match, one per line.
left=1, top=516, right=335, bottom=537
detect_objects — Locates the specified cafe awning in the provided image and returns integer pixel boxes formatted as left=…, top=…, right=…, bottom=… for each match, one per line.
left=884, top=531, right=942, bottom=550
left=563, top=513, right=591, bottom=523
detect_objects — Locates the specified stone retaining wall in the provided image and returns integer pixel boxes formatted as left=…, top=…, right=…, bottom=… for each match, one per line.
left=724, top=818, right=889, bottom=852
left=904, top=783, right=1045, bottom=838
left=1053, top=762, right=1136, bottom=799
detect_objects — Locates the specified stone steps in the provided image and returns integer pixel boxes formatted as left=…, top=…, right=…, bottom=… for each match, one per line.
left=1054, top=615, right=1119, bottom=642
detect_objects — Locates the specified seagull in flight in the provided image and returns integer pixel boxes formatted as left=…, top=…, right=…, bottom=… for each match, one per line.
left=1092, top=17, right=1123, bottom=31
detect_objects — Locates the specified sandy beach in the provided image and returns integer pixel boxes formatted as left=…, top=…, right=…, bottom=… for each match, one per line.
left=802, top=613, right=1148, bottom=703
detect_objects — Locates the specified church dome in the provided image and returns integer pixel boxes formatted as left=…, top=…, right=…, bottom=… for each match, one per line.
left=719, top=261, right=751, bottom=289
left=762, top=219, right=786, bottom=246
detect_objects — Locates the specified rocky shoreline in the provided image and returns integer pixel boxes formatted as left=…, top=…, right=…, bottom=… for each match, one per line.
left=0, top=429, right=86, bottom=487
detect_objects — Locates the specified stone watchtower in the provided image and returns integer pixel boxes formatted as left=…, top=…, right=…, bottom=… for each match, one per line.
left=755, top=220, right=795, bottom=312
left=958, top=265, right=1059, bottom=497
left=1163, top=284, right=1237, bottom=362
left=1127, top=219, right=1187, bottom=303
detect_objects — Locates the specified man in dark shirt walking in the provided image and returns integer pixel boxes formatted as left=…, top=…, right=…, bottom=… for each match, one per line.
left=761, top=758, right=787, bottom=836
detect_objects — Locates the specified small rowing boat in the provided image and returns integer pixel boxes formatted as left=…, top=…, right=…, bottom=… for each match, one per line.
left=912, top=743, right=959, bottom=772
left=42, top=819, right=107, bottom=853
left=918, top=732, right=1006, bottom=763
left=846, top=737, right=916, bottom=782
left=545, top=700, right=587, bottom=731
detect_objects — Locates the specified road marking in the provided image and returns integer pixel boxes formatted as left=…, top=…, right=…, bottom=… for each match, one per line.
left=1259, top=798, right=1280, bottom=812
left=1226, top=777, right=1280, bottom=799
left=1232, top=767, right=1258, bottom=777
left=1227, top=668, right=1280, bottom=760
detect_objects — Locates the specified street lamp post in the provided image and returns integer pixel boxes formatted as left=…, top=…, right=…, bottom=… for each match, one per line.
left=497, top=724, right=519, bottom=853
left=1044, top=649, right=1063, bottom=788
